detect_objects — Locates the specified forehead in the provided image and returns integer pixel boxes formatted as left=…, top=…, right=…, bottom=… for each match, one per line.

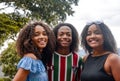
left=88, top=24, right=101, bottom=31
left=58, top=26, right=71, bottom=32
left=34, top=25, right=45, bottom=31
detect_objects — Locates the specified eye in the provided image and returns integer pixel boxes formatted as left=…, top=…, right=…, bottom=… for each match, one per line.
left=87, top=31, right=91, bottom=36
left=34, top=32, right=39, bottom=36
left=66, top=33, right=71, bottom=36
left=94, top=31, right=102, bottom=34
left=58, top=32, right=64, bottom=36
left=43, top=31, right=47, bottom=36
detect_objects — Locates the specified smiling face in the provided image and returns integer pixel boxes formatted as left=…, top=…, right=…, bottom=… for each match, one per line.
left=57, top=26, right=72, bottom=48
left=86, top=24, right=104, bottom=49
left=32, top=25, right=48, bottom=51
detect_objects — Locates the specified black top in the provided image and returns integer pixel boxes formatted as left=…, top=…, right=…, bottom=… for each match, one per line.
left=81, top=54, right=115, bottom=81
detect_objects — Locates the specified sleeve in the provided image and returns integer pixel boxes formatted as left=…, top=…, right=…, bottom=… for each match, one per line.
left=17, top=57, right=45, bottom=73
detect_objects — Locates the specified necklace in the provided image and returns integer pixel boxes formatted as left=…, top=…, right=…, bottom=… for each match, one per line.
left=91, top=51, right=111, bottom=57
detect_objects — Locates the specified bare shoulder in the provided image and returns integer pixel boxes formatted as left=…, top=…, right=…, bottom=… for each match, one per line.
left=107, top=53, right=120, bottom=66
left=108, top=53, right=120, bottom=62
left=107, top=53, right=120, bottom=81
left=24, top=53, right=37, bottom=60
left=83, top=54, right=89, bottom=62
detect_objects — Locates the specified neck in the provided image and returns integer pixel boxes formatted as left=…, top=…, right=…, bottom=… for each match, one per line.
left=92, top=49, right=108, bottom=56
left=39, top=49, right=43, bottom=54
left=56, top=47, right=70, bottom=55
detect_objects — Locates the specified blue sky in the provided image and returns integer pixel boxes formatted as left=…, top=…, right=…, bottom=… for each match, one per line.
left=65, top=0, right=120, bottom=48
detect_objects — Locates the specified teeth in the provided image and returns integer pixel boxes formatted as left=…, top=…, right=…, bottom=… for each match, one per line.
left=90, top=40, right=96, bottom=43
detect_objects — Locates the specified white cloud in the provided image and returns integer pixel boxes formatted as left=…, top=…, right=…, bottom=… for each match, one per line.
left=65, top=0, right=120, bottom=48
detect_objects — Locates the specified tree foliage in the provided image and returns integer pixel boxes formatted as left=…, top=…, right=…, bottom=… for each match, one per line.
left=0, top=42, right=21, bottom=78
left=0, top=0, right=80, bottom=78
left=0, top=13, right=29, bottom=47
left=0, top=0, right=80, bottom=47
left=0, top=0, right=79, bottom=24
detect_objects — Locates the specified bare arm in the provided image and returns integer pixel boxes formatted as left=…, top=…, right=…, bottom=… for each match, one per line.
left=13, top=68, right=30, bottom=81
left=109, top=54, right=120, bottom=81
left=13, top=53, right=37, bottom=81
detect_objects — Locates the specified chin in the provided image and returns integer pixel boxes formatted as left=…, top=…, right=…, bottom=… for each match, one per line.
left=61, top=45, right=70, bottom=48
left=90, top=45, right=99, bottom=48
left=90, top=45, right=97, bottom=47
left=38, top=45, right=47, bottom=49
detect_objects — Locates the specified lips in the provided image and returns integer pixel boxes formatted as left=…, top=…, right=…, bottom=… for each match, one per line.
left=60, top=41, right=70, bottom=46
left=62, top=42, right=68, bottom=44
left=61, top=40, right=70, bottom=43
left=37, top=40, right=47, bottom=45
left=88, top=39, right=99, bottom=44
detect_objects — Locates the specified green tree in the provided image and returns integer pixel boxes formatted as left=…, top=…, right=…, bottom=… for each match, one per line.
left=0, top=0, right=79, bottom=24
left=0, top=13, right=28, bottom=78
left=0, top=0, right=80, bottom=47
left=0, top=13, right=29, bottom=47
left=0, top=42, right=21, bottom=78
left=0, top=0, right=80, bottom=78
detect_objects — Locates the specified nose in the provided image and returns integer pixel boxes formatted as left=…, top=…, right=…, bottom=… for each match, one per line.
left=90, top=33, right=96, bottom=37
left=38, top=34, right=45, bottom=38
left=62, top=34, right=67, bottom=38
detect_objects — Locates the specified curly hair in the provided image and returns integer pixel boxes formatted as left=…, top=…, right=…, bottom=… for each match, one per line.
left=16, top=21, right=56, bottom=64
left=53, top=23, right=79, bottom=52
